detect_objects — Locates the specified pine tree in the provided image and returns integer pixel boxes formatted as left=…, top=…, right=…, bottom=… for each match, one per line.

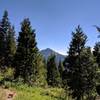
left=47, top=54, right=61, bottom=87
left=58, top=60, right=64, bottom=77
left=93, top=42, right=100, bottom=67
left=63, top=26, right=97, bottom=100
left=0, top=23, right=5, bottom=69
left=58, top=60, right=64, bottom=86
left=94, top=26, right=100, bottom=95
left=0, top=10, right=10, bottom=68
left=34, top=53, right=47, bottom=86
left=1, top=10, right=10, bottom=37
left=0, top=10, right=16, bottom=68
left=6, top=26, right=16, bottom=67
left=93, top=42, right=100, bottom=86
left=13, top=18, right=38, bottom=85
left=80, top=47, right=97, bottom=99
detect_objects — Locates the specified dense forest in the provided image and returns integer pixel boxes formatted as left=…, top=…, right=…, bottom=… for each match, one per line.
left=0, top=10, right=100, bottom=100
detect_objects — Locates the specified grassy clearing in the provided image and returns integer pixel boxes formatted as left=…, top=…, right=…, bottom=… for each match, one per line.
left=13, top=84, right=66, bottom=100
left=0, top=82, right=72, bottom=100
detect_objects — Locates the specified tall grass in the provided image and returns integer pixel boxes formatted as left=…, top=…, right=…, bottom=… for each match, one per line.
left=12, top=84, right=67, bottom=100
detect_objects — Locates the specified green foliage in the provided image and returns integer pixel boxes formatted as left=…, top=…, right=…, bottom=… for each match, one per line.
left=58, top=60, right=64, bottom=87
left=94, top=26, right=100, bottom=96
left=93, top=42, right=100, bottom=67
left=0, top=67, right=14, bottom=88
left=47, top=54, right=61, bottom=87
left=58, top=60, right=64, bottom=77
left=96, top=85, right=100, bottom=96
left=33, top=53, right=47, bottom=87
left=6, top=26, right=16, bottom=66
left=13, top=18, right=37, bottom=84
left=13, top=18, right=46, bottom=86
left=80, top=47, right=97, bottom=99
left=63, top=26, right=97, bottom=100
left=12, top=84, right=66, bottom=100
left=4, top=67, right=14, bottom=80
left=0, top=11, right=100, bottom=99
left=0, top=67, right=14, bottom=80
left=0, top=10, right=10, bottom=69
left=0, top=10, right=16, bottom=68
left=1, top=10, right=10, bottom=35
left=0, top=82, right=68, bottom=100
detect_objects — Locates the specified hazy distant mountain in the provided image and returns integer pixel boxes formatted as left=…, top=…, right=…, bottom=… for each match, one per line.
left=40, top=48, right=66, bottom=63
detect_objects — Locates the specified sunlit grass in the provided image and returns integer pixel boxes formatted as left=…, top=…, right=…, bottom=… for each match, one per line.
left=0, top=82, right=73, bottom=100
left=12, top=84, right=66, bottom=100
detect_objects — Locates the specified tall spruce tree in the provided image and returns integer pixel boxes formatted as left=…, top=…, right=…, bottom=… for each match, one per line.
left=34, top=53, right=47, bottom=86
left=80, top=47, right=97, bottom=99
left=58, top=60, right=64, bottom=77
left=6, top=26, right=16, bottom=67
left=58, top=60, right=64, bottom=86
left=0, top=24, right=5, bottom=69
left=0, top=10, right=16, bottom=68
left=13, top=18, right=38, bottom=85
left=47, top=54, right=61, bottom=87
left=93, top=42, right=100, bottom=67
left=0, top=10, right=10, bottom=68
left=1, top=10, right=10, bottom=37
left=63, top=26, right=97, bottom=100
left=94, top=26, right=100, bottom=95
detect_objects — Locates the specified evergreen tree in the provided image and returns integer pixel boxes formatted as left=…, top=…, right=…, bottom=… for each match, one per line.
left=93, top=42, right=100, bottom=67
left=34, top=53, right=47, bottom=86
left=94, top=26, right=100, bottom=95
left=80, top=47, right=97, bottom=99
left=0, top=24, right=5, bottom=69
left=63, top=26, right=97, bottom=100
left=0, top=10, right=10, bottom=68
left=47, top=54, right=61, bottom=87
left=58, top=60, right=64, bottom=77
left=6, top=26, right=16, bottom=67
left=13, top=18, right=38, bottom=85
left=94, top=43, right=100, bottom=86
left=58, top=60, right=64, bottom=86
left=1, top=10, right=10, bottom=37
left=0, top=10, right=16, bottom=68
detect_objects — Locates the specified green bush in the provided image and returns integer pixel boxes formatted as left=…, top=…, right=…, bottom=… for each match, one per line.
left=4, top=68, right=14, bottom=80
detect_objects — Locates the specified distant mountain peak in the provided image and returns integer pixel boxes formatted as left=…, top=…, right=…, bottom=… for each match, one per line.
left=40, top=48, right=65, bottom=64
left=44, top=48, right=53, bottom=53
left=45, top=48, right=51, bottom=50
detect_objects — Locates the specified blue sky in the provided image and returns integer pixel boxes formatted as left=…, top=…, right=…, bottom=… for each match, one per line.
left=0, top=0, right=100, bottom=54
